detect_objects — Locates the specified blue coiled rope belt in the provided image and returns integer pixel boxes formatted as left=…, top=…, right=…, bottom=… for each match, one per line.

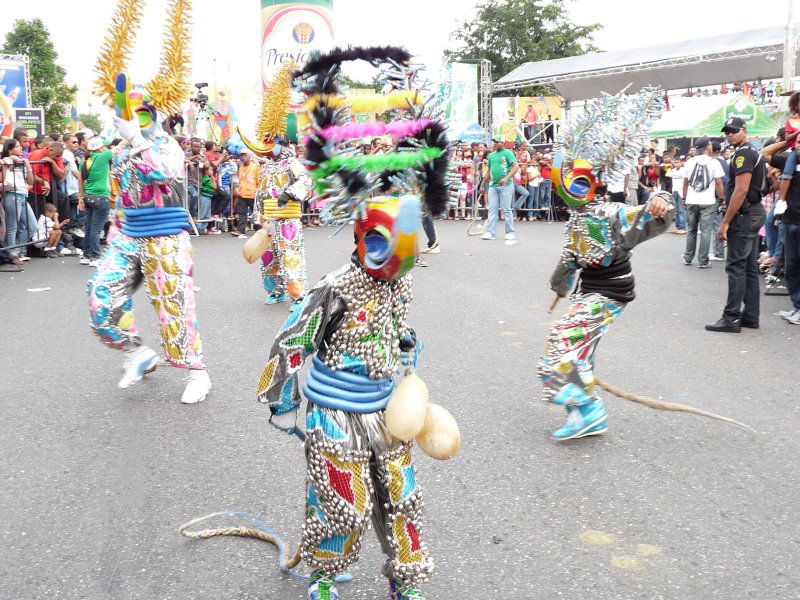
left=122, top=206, right=192, bottom=238
left=303, top=355, right=395, bottom=413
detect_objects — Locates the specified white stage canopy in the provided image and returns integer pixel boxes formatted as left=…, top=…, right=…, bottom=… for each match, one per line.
left=494, top=25, right=799, bottom=100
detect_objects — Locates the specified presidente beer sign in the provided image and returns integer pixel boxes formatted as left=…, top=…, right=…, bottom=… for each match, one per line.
left=260, top=0, right=334, bottom=90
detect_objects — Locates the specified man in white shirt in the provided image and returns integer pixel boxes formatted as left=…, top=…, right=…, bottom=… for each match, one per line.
left=62, top=134, right=85, bottom=236
left=606, top=168, right=629, bottom=203
left=682, top=138, right=725, bottom=268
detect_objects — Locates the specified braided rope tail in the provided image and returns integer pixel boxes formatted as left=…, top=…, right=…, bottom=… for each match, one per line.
left=178, top=509, right=353, bottom=583
left=593, top=377, right=756, bottom=433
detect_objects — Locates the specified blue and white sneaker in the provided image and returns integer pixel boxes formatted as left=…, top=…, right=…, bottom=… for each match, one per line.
left=265, top=292, right=287, bottom=305
left=309, top=571, right=339, bottom=600
left=390, top=579, right=425, bottom=599
left=552, top=402, right=608, bottom=441
left=118, top=346, right=160, bottom=389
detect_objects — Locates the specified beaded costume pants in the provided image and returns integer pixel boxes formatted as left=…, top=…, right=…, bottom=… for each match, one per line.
left=261, top=218, right=307, bottom=301
left=87, top=231, right=204, bottom=369
left=537, top=292, right=625, bottom=408
left=303, top=402, right=433, bottom=587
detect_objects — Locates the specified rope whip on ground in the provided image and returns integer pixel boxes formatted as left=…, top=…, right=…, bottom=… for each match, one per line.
left=593, top=377, right=756, bottom=433
left=178, top=511, right=353, bottom=583
left=547, top=296, right=755, bottom=433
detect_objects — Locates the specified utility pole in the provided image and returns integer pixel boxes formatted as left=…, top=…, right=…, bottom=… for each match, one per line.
left=785, top=0, right=796, bottom=91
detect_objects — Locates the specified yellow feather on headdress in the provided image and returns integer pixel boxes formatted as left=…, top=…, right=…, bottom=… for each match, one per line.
left=256, top=62, right=295, bottom=141
left=147, top=0, right=193, bottom=115
left=93, top=0, right=144, bottom=108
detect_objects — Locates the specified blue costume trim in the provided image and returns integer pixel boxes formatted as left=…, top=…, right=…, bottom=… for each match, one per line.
left=302, top=355, right=395, bottom=413
left=122, top=206, right=191, bottom=238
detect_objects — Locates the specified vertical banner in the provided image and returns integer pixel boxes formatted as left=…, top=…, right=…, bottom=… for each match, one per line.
left=0, top=55, right=31, bottom=137
left=441, top=62, right=478, bottom=140
left=260, top=0, right=335, bottom=91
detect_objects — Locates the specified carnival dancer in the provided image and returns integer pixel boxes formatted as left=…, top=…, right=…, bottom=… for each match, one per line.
left=537, top=88, right=673, bottom=440
left=238, top=63, right=312, bottom=304
left=256, top=47, right=456, bottom=600
left=86, top=0, right=211, bottom=404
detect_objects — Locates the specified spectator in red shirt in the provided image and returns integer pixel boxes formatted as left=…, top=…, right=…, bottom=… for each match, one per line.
left=29, top=142, right=66, bottom=216
left=524, top=104, right=539, bottom=142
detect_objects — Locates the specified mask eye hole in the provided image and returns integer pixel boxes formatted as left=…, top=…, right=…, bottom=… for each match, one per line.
left=364, top=226, right=392, bottom=264
left=569, top=175, right=592, bottom=195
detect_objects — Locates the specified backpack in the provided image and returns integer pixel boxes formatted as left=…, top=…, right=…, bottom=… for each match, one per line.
left=687, top=158, right=712, bottom=193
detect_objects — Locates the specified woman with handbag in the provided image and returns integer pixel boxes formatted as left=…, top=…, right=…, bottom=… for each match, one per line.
left=78, top=137, right=112, bottom=266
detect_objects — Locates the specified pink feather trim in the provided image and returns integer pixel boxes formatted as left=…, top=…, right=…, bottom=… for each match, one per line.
left=315, top=119, right=432, bottom=143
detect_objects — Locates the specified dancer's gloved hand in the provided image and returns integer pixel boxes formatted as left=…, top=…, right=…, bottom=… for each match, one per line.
left=112, top=115, right=148, bottom=150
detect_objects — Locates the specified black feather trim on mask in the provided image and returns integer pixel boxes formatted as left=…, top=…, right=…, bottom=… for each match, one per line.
left=393, top=120, right=450, bottom=216
left=295, top=46, right=412, bottom=95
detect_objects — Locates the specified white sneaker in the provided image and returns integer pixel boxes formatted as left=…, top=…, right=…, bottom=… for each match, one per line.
left=72, top=229, right=85, bottom=238
left=19, top=256, right=30, bottom=262
left=59, top=247, right=73, bottom=256
left=779, top=308, right=799, bottom=319
left=786, top=311, right=800, bottom=325
left=505, top=233, right=516, bottom=241
left=237, top=234, right=247, bottom=239
left=709, top=255, right=724, bottom=261
left=88, top=259, right=100, bottom=267
left=80, top=257, right=91, bottom=265
left=118, top=346, right=160, bottom=388
left=181, top=369, right=211, bottom=404
left=481, top=232, right=495, bottom=240
left=420, top=242, right=440, bottom=254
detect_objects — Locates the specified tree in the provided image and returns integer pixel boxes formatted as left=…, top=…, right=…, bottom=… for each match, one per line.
left=444, top=0, right=601, bottom=96
left=339, top=73, right=381, bottom=92
left=2, top=19, right=77, bottom=131
left=79, top=113, right=103, bottom=134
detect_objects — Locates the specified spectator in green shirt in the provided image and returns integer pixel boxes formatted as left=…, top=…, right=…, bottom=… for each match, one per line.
left=198, top=165, right=216, bottom=234
left=482, top=139, right=519, bottom=244
left=78, top=137, right=112, bottom=265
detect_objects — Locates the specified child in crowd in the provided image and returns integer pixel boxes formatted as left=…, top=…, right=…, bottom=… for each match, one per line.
left=200, top=165, right=220, bottom=234
left=33, top=202, right=68, bottom=257
left=778, top=92, right=800, bottom=208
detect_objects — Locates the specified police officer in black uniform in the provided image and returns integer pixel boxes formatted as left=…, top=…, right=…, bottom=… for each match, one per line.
left=705, top=117, right=767, bottom=332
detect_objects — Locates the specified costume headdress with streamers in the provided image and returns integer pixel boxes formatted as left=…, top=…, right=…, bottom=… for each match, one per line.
left=94, top=0, right=192, bottom=128
left=238, top=62, right=297, bottom=156
left=293, top=45, right=450, bottom=280
left=552, top=87, right=663, bottom=208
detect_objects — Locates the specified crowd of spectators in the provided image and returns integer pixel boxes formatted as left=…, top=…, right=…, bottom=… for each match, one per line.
left=680, top=79, right=783, bottom=103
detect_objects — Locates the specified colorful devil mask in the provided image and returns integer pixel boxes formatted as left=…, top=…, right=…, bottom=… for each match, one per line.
left=354, top=195, right=420, bottom=280
left=551, top=151, right=601, bottom=208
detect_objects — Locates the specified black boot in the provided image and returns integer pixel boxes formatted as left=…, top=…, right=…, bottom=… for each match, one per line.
left=704, top=317, right=741, bottom=333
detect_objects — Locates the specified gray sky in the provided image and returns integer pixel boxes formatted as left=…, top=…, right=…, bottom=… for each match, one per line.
left=2, top=0, right=793, bottom=114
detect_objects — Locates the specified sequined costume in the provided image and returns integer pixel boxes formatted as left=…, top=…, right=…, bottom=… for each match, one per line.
left=255, top=147, right=312, bottom=302
left=88, top=0, right=210, bottom=403
left=255, top=46, right=452, bottom=600
left=537, top=88, right=671, bottom=440
left=258, top=261, right=432, bottom=586
left=538, top=200, right=673, bottom=438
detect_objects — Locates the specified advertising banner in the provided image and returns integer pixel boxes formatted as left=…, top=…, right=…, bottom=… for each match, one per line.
left=0, top=55, right=31, bottom=137
left=440, top=62, right=479, bottom=140
left=260, top=0, right=335, bottom=91
left=14, top=108, right=44, bottom=138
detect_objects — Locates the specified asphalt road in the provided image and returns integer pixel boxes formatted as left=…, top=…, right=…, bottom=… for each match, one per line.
left=1, top=220, right=798, bottom=600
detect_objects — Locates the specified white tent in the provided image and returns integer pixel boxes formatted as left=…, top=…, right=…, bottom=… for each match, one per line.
left=494, top=25, right=799, bottom=100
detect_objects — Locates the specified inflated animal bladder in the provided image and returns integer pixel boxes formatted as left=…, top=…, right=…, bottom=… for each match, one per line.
left=243, top=227, right=272, bottom=264
left=385, top=371, right=428, bottom=441
left=416, top=403, right=460, bottom=460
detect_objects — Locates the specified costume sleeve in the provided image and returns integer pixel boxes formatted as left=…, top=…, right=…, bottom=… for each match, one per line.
left=549, top=223, right=579, bottom=296
left=280, top=158, right=311, bottom=204
left=616, top=198, right=675, bottom=250
left=256, top=276, right=343, bottom=433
